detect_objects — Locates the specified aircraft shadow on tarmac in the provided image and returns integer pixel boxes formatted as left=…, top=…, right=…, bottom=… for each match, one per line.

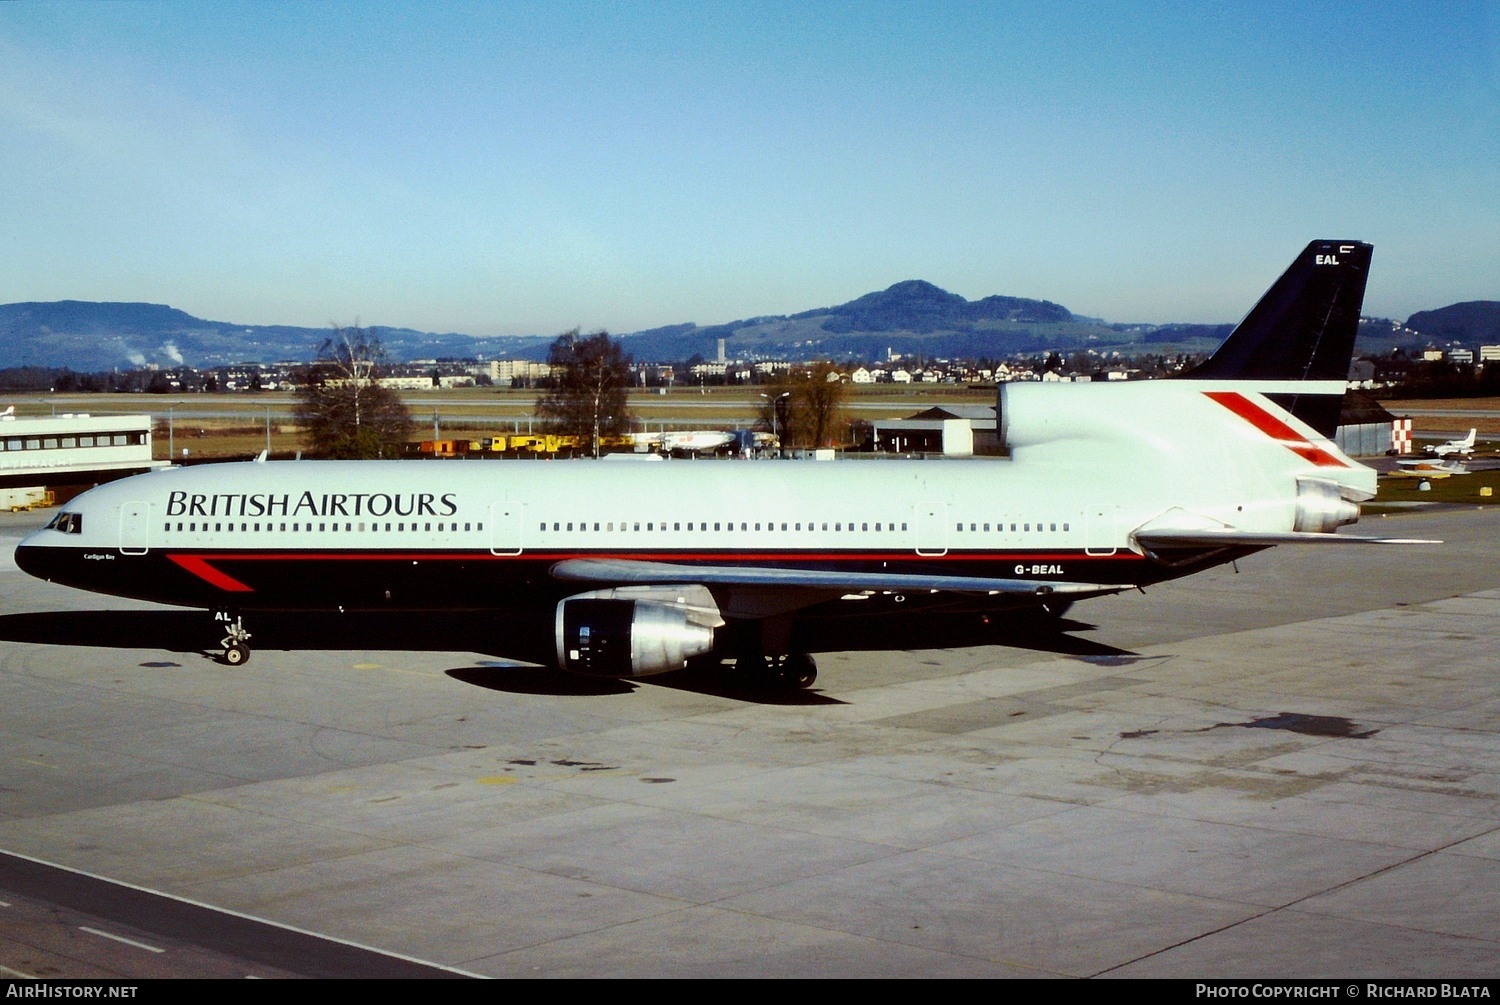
left=0, top=608, right=1135, bottom=703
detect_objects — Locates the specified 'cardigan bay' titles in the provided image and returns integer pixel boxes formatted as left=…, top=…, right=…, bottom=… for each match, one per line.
left=166, top=490, right=458, bottom=519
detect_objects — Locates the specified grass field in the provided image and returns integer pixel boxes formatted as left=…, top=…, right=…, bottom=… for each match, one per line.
left=1383, top=397, right=1500, bottom=438
left=1372, top=466, right=1500, bottom=507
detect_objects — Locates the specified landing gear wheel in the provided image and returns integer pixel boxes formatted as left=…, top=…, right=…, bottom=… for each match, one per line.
left=215, top=611, right=252, bottom=667
left=786, top=653, right=817, bottom=690
left=759, top=652, right=817, bottom=690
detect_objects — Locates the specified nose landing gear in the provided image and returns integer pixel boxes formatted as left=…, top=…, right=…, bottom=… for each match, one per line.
left=215, top=611, right=251, bottom=666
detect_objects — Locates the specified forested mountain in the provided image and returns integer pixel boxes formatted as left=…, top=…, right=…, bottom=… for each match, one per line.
left=1404, top=302, right=1500, bottom=344
left=0, top=286, right=1491, bottom=371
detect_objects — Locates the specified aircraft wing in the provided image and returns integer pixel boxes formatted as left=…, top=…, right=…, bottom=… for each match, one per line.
left=1133, top=528, right=1440, bottom=548
left=550, top=557, right=1117, bottom=601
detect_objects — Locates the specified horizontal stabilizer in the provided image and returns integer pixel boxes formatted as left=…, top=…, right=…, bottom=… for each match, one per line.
left=551, top=558, right=1117, bottom=597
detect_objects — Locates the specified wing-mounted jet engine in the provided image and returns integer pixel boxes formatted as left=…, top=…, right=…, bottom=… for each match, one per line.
left=555, top=584, right=724, bottom=677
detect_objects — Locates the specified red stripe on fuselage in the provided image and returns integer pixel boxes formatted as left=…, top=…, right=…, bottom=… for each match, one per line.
left=161, top=548, right=1146, bottom=593
left=166, top=554, right=255, bottom=592
left=1204, top=391, right=1347, bottom=467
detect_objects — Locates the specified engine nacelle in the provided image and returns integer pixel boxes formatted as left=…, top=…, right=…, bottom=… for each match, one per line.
left=555, top=585, right=722, bottom=677
left=1293, top=477, right=1360, bottom=533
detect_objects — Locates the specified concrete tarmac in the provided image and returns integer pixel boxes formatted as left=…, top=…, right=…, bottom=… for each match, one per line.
left=0, top=506, right=1496, bottom=978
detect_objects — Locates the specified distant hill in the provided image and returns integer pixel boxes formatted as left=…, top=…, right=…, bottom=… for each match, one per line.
left=0, top=287, right=1492, bottom=371
left=621, top=281, right=1225, bottom=363
left=0, top=301, right=551, bottom=372
left=1405, top=302, right=1500, bottom=344
left=804, top=279, right=1071, bottom=333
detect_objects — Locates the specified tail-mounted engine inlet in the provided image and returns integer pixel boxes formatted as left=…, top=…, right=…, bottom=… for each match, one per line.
left=1293, top=477, right=1360, bottom=533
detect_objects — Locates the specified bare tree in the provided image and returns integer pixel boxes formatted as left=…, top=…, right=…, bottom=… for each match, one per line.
left=757, top=361, right=849, bottom=449
left=801, top=361, right=849, bottom=448
left=535, top=330, right=633, bottom=457
left=294, top=325, right=414, bottom=458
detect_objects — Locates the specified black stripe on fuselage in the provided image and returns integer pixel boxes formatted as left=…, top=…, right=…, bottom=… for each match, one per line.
left=16, top=545, right=1174, bottom=612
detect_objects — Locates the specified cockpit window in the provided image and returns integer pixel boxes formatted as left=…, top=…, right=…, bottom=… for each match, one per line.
left=46, top=511, right=82, bottom=534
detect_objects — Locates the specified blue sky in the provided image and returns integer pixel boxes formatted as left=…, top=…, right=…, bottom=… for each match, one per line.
left=3, top=1, right=1495, bottom=336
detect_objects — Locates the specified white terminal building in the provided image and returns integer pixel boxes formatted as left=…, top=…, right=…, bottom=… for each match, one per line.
left=0, top=411, right=168, bottom=507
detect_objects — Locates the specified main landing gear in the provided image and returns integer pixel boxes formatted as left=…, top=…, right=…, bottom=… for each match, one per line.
left=766, top=652, right=818, bottom=690
left=215, top=611, right=251, bottom=666
left=737, top=616, right=817, bottom=690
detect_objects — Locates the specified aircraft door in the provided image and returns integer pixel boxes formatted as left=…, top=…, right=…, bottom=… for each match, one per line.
left=1085, top=506, right=1118, bottom=556
left=914, top=502, right=948, bottom=557
left=119, top=501, right=151, bottom=556
left=489, top=500, right=523, bottom=556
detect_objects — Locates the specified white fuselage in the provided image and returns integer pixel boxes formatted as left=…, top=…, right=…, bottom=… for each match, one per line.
left=15, top=382, right=1374, bottom=617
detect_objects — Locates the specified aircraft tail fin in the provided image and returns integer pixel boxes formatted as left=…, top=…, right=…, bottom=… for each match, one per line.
left=1180, top=240, right=1372, bottom=437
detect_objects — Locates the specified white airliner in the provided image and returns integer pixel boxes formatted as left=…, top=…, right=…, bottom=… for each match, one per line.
left=16, top=241, right=1430, bottom=688
left=1426, top=428, right=1477, bottom=457
left=629, top=429, right=738, bottom=454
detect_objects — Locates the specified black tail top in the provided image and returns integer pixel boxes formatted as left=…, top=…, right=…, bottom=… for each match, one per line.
left=1181, top=240, right=1372, bottom=437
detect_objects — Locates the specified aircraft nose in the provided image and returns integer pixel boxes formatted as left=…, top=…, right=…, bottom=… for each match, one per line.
left=13, top=538, right=42, bottom=579
left=13, top=531, right=58, bottom=582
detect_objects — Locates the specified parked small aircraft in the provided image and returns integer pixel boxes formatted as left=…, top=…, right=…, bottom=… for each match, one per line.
left=1426, top=428, right=1477, bottom=457
left=1393, top=456, right=1468, bottom=478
